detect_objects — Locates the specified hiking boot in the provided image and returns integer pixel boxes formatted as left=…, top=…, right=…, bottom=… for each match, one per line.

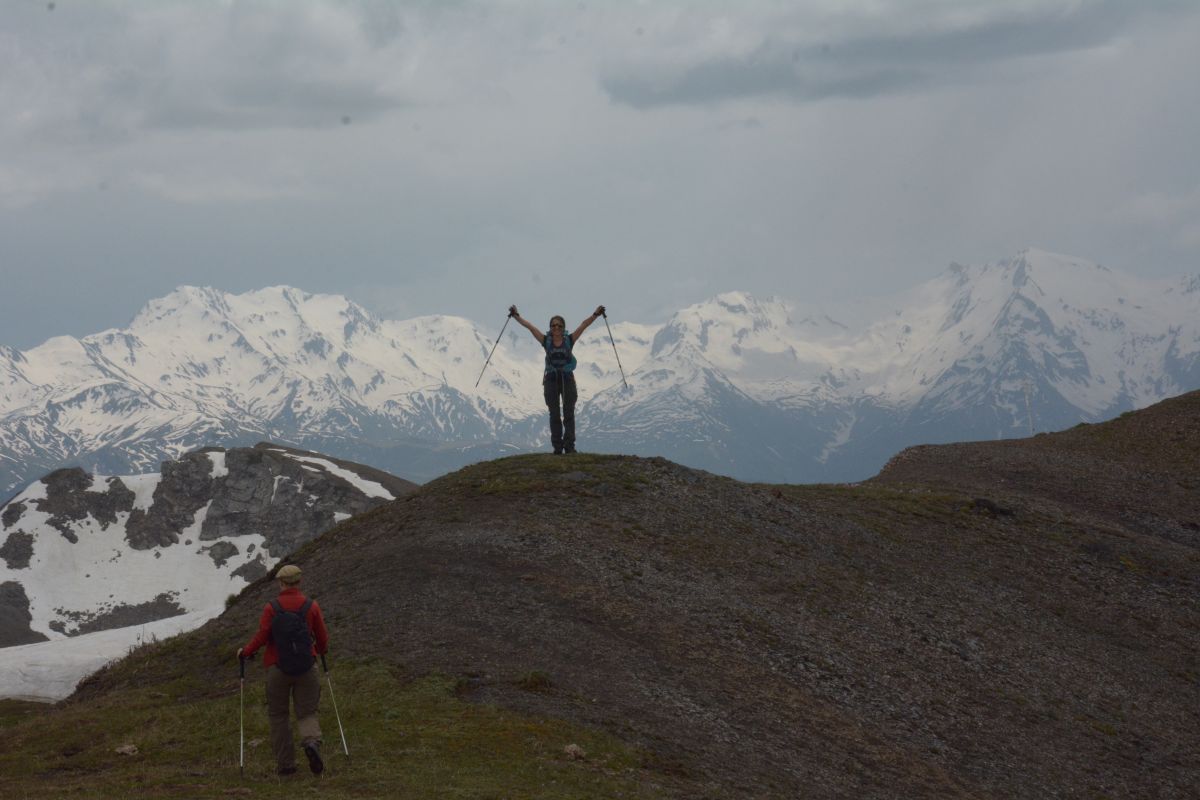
left=553, top=449, right=563, bottom=455
left=277, top=765, right=298, bottom=776
left=304, top=742, right=324, bottom=775
left=564, top=446, right=576, bottom=454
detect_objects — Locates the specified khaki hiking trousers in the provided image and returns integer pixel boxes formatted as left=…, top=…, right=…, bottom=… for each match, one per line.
left=266, top=664, right=322, bottom=770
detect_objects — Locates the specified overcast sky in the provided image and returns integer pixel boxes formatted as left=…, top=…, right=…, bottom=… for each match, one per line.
left=2, top=0, right=1199, bottom=349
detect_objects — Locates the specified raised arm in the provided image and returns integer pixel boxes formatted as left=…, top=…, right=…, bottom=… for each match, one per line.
left=508, top=305, right=545, bottom=343
left=571, top=305, right=605, bottom=342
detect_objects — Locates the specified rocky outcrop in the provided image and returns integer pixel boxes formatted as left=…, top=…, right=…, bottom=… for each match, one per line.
left=36, top=469, right=136, bottom=543
left=199, top=445, right=398, bottom=556
left=0, top=582, right=47, bottom=646
left=2, top=501, right=25, bottom=529
left=232, top=554, right=268, bottom=583
left=124, top=455, right=212, bottom=549
left=0, top=530, right=33, bottom=569
left=47, top=593, right=187, bottom=637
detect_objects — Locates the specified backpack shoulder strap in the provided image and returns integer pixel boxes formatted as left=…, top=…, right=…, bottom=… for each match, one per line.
left=270, top=599, right=283, bottom=614
left=298, top=598, right=313, bottom=618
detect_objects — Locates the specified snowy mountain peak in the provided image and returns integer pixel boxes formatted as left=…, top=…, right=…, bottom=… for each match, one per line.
left=651, top=291, right=786, bottom=363
left=129, top=285, right=230, bottom=327
left=127, top=284, right=385, bottom=348
left=939, top=249, right=1108, bottom=296
left=710, top=290, right=773, bottom=315
left=999, top=249, right=1122, bottom=296
left=1, top=252, right=1198, bottom=499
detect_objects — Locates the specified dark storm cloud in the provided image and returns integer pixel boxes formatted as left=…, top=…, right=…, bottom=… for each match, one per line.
left=602, top=2, right=1193, bottom=108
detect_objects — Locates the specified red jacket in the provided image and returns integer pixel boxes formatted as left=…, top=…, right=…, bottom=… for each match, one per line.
left=241, top=587, right=329, bottom=669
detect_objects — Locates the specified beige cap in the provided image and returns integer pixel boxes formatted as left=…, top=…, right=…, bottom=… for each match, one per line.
left=276, top=564, right=302, bottom=585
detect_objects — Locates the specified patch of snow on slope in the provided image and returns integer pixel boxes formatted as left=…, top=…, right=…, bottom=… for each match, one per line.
left=0, top=609, right=215, bottom=702
left=3, top=493, right=266, bottom=639
left=119, top=472, right=161, bottom=511
left=817, top=411, right=857, bottom=464
left=273, top=450, right=394, bottom=500
left=206, top=450, right=228, bottom=478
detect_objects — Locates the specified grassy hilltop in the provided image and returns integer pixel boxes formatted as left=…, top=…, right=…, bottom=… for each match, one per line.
left=2, top=392, right=1198, bottom=798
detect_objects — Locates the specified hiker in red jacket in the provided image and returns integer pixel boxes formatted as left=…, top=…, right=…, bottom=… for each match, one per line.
left=237, top=564, right=330, bottom=776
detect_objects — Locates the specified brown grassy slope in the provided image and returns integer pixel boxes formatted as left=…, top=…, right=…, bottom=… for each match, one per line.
left=77, top=395, right=1200, bottom=799
left=874, top=388, right=1200, bottom=547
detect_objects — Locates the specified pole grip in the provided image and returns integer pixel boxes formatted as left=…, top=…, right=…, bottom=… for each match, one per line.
left=321, top=653, right=329, bottom=673
left=239, top=655, right=245, bottom=679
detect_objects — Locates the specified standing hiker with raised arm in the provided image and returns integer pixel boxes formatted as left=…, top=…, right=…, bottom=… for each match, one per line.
left=237, top=564, right=330, bottom=776
left=509, top=304, right=605, bottom=454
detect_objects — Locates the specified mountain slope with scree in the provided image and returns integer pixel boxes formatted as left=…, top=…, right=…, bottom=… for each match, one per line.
left=7, top=393, right=1200, bottom=798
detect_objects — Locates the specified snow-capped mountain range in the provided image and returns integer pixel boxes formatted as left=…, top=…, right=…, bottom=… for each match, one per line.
left=1, top=248, right=1198, bottom=493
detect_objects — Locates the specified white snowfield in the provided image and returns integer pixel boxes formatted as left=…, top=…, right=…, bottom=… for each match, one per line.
left=273, top=450, right=394, bottom=500
left=0, top=469, right=268, bottom=702
left=0, top=473, right=266, bottom=642
left=0, top=609, right=214, bottom=702
left=0, top=445, right=397, bottom=702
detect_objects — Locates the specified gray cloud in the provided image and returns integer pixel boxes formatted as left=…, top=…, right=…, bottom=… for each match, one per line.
left=1, top=1, right=1198, bottom=351
left=2, top=1, right=416, bottom=147
left=605, top=57, right=924, bottom=108
left=602, top=2, right=1192, bottom=108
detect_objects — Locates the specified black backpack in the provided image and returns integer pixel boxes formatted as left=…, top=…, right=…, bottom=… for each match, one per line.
left=270, top=598, right=315, bottom=676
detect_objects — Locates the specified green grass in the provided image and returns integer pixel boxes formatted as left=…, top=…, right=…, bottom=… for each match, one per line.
left=0, top=699, right=45, bottom=730
left=0, top=660, right=668, bottom=799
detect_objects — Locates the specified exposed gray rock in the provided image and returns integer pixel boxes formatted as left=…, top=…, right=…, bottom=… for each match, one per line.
left=0, top=581, right=49, bottom=646
left=197, top=444, right=397, bottom=556
left=34, top=468, right=136, bottom=542
left=0, top=530, right=34, bottom=569
left=202, top=540, right=238, bottom=568
left=124, top=452, right=214, bottom=550
left=109, top=444, right=413, bottom=558
left=50, top=592, right=186, bottom=636
left=1, top=501, right=24, bottom=529
left=233, top=554, right=268, bottom=583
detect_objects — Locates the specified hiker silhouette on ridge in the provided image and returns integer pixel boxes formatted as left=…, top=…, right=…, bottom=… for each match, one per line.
left=509, top=304, right=605, bottom=455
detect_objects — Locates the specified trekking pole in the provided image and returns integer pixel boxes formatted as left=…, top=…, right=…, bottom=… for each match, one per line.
left=238, top=655, right=246, bottom=778
left=601, top=310, right=629, bottom=391
left=322, top=654, right=350, bottom=759
left=474, top=310, right=514, bottom=388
